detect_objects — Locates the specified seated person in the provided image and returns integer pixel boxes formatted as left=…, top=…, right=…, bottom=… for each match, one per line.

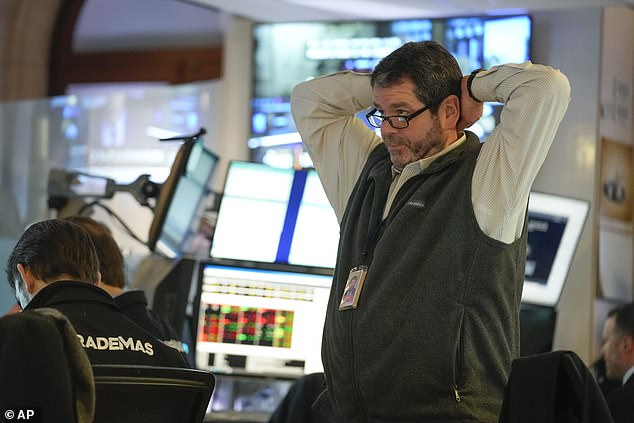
left=601, top=302, right=634, bottom=423
left=0, top=307, right=94, bottom=423
left=5, top=218, right=187, bottom=368
left=591, top=356, right=621, bottom=398
left=64, top=216, right=185, bottom=354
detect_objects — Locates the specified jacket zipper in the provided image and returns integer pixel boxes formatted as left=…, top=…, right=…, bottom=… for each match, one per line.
left=453, top=316, right=464, bottom=403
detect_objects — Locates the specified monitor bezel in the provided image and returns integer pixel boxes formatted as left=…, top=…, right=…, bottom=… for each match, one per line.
left=209, top=160, right=339, bottom=269
left=522, top=191, right=590, bottom=307
left=147, top=139, right=218, bottom=256
left=191, top=258, right=334, bottom=374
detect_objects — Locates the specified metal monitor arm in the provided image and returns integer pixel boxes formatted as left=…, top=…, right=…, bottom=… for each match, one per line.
left=47, top=168, right=161, bottom=212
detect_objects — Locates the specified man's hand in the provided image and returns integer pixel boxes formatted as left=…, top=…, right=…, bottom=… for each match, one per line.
left=457, top=75, right=484, bottom=133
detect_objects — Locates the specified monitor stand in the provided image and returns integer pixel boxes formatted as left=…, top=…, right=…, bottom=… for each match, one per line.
left=519, top=302, right=557, bottom=356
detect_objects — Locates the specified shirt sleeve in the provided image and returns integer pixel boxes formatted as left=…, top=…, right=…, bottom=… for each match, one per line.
left=470, top=62, right=571, bottom=243
left=291, top=71, right=383, bottom=221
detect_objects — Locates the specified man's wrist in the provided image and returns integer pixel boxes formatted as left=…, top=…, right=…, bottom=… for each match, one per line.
left=467, top=69, right=483, bottom=103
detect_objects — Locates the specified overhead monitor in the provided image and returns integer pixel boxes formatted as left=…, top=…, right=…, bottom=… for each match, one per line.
left=148, top=138, right=219, bottom=257
left=193, top=260, right=332, bottom=377
left=249, top=14, right=532, bottom=164
left=49, top=81, right=220, bottom=184
left=209, top=161, right=339, bottom=269
left=522, top=192, right=590, bottom=307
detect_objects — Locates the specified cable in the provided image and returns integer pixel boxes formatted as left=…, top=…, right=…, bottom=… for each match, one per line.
left=78, top=200, right=149, bottom=248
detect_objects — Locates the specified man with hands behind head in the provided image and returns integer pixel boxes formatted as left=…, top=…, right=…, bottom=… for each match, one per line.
left=291, top=40, right=570, bottom=422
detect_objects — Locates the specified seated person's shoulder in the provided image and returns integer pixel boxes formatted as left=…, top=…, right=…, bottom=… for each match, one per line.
left=146, top=308, right=181, bottom=339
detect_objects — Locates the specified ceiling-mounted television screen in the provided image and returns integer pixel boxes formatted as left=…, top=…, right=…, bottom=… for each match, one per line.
left=250, top=14, right=532, bottom=164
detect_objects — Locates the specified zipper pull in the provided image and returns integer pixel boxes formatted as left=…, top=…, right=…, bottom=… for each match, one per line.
left=454, top=385, right=461, bottom=402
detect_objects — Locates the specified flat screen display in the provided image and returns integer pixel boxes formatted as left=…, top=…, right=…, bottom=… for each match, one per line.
left=523, top=192, right=590, bottom=307
left=250, top=14, right=532, bottom=162
left=49, top=81, right=219, bottom=184
left=194, top=261, right=332, bottom=377
left=149, top=139, right=218, bottom=257
left=210, top=161, right=339, bottom=269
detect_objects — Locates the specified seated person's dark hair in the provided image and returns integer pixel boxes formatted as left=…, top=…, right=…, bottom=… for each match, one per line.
left=63, top=216, right=125, bottom=289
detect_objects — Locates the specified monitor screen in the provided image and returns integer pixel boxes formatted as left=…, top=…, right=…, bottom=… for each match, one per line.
left=519, top=303, right=557, bottom=356
left=249, top=14, right=532, bottom=162
left=522, top=192, right=590, bottom=307
left=210, top=161, right=339, bottom=269
left=194, top=261, right=332, bottom=377
left=150, top=257, right=198, bottom=366
left=48, top=81, right=219, bottom=184
left=148, top=138, right=219, bottom=257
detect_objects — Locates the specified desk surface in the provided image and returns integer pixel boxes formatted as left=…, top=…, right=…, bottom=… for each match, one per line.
left=205, top=411, right=270, bottom=423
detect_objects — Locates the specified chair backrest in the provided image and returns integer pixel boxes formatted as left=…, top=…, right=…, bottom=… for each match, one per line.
left=498, top=350, right=614, bottom=423
left=92, top=364, right=215, bottom=423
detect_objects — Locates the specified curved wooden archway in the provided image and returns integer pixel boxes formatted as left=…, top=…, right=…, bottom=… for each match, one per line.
left=48, top=0, right=222, bottom=97
left=0, top=0, right=64, bottom=101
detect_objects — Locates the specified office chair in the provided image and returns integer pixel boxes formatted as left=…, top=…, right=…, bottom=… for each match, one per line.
left=498, top=350, right=614, bottom=423
left=0, top=309, right=95, bottom=423
left=269, top=372, right=328, bottom=423
left=92, top=364, right=215, bottom=423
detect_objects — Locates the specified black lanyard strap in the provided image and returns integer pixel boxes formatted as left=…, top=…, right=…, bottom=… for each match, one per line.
left=359, top=170, right=392, bottom=266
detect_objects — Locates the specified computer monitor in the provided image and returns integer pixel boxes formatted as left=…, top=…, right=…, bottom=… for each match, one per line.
left=193, top=260, right=332, bottom=377
left=522, top=192, right=590, bottom=307
left=519, top=303, right=557, bottom=356
left=148, top=137, right=219, bottom=257
left=150, top=257, right=198, bottom=366
left=209, top=161, right=339, bottom=269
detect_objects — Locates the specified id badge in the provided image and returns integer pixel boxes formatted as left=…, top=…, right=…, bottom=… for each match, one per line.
left=338, top=266, right=368, bottom=311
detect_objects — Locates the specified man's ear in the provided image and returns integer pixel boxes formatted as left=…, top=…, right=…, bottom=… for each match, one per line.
left=16, top=264, right=36, bottom=293
left=622, top=335, right=634, bottom=353
left=439, top=95, right=460, bottom=128
left=96, top=271, right=102, bottom=287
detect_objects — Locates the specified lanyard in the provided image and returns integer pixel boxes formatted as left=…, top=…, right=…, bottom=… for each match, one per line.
left=359, top=173, right=391, bottom=266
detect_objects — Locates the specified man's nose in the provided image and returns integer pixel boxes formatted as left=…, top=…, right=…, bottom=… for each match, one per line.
left=381, top=120, right=398, bottom=136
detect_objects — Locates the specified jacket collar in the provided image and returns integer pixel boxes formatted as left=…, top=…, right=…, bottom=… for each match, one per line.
left=24, top=280, right=118, bottom=311
left=623, top=366, right=634, bottom=386
left=114, top=290, right=148, bottom=309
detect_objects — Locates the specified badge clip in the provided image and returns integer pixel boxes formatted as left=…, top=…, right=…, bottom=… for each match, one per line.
left=338, top=266, right=368, bottom=311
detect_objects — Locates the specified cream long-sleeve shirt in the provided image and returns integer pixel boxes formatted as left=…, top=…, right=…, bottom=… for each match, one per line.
left=291, top=62, right=571, bottom=244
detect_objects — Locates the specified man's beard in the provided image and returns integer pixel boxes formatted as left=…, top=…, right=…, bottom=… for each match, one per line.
left=384, top=118, right=444, bottom=170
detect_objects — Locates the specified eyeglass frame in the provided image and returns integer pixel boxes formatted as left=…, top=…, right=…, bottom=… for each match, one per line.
left=365, top=104, right=432, bottom=129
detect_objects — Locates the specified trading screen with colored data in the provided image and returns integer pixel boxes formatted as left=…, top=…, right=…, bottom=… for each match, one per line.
left=194, top=261, right=332, bottom=377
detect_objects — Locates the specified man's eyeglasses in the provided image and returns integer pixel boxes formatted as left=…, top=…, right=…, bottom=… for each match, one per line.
left=365, top=104, right=431, bottom=129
